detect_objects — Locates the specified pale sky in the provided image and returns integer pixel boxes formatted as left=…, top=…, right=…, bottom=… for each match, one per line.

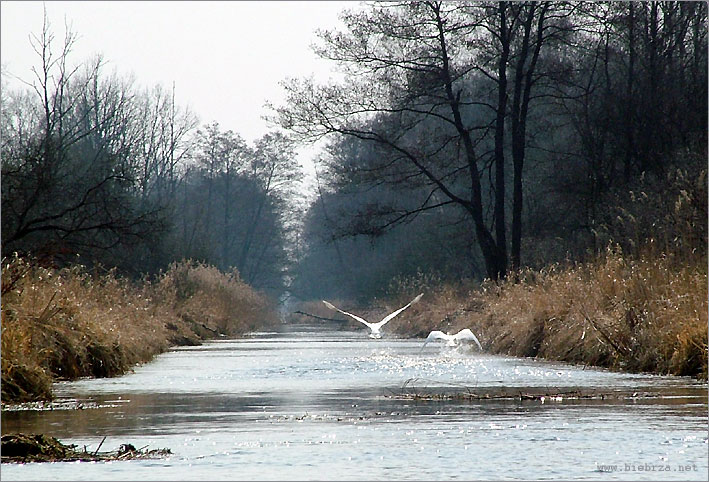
left=1, top=0, right=355, bottom=178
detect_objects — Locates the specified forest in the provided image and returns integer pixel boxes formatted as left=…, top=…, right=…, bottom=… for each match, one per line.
left=1, top=2, right=707, bottom=399
left=1, top=15, right=303, bottom=296
left=277, top=1, right=707, bottom=302
left=3, top=2, right=706, bottom=300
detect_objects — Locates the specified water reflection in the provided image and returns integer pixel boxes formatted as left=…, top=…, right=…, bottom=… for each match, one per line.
left=2, top=325, right=707, bottom=481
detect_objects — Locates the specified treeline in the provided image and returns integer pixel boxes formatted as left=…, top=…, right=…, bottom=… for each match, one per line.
left=1, top=16, right=302, bottom=294
left=275, top=1, right=707, bottom=301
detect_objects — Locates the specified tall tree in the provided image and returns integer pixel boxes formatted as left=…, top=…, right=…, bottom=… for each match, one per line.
left=275, top=1, right=572, bottom=280
left=236, top=132, right=302, bottom=277
left=274, top=1, right=510, bottom=280
left=0, top=14, right=170, bottom=263
left=507, top=3, right=552, bottom=272
left=171, top=125, right=300, bottom=292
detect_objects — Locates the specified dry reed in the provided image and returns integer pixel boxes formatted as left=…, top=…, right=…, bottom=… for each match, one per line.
left=1, top=256, right=278, bottom=403
left=387, top=246, right=707, bottom=379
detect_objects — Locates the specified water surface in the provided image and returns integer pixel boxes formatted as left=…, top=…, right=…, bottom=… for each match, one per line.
left=2, top=325, right=707, bottom=480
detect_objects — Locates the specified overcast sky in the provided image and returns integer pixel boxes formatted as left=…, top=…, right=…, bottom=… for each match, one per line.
left=1, top=1, right=355, bottom=177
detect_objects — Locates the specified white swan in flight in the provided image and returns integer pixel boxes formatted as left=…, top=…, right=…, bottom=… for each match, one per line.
left=322, top=293, right=424, bottom=338
left=420, top=329, right=483, bottom=351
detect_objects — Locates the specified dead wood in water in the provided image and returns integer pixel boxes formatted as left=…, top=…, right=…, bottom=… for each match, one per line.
left=1, top=433, right=172, bottom=464
left=292, top=310, right=348, bottom=323
left=386, top=379, right=663, bottom=402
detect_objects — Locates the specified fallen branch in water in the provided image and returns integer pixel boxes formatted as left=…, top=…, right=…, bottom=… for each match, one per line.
left=1, top=433, right=172, bottom=464
left=386, top=380, right=667, bottom=402
left=93, top=436, right=106, bottom=456
left=292, top=310, right=347, bottom=323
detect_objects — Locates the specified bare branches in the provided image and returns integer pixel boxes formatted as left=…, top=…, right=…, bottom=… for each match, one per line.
left=1, top=17, right=195, bottom=263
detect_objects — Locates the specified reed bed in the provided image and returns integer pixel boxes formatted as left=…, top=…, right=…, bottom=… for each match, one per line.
left=386, top=247, right=707, bottom=379
left=1, top=257, right=278, bottom=403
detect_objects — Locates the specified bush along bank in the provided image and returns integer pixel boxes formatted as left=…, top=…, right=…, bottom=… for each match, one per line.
left=1, top=256, right=279, bottom=404
left=386, top=247, right=707, bottom=380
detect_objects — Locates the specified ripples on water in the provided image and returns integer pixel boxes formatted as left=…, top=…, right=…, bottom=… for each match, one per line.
left=2, top=325, right=707, bottom=480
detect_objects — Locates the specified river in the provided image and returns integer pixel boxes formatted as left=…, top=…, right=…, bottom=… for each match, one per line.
left=2, top=324, right=707, bottom=480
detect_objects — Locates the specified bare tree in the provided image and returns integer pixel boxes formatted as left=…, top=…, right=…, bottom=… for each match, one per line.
left=236, top=132, right=302, bottom=276
left=134, top=83, right=197, bottom=205
left=273, top=2, right=513, bottom=280
left=274, top=1, right=571, bottom=280
left=1, top=14, right=172, bottom=261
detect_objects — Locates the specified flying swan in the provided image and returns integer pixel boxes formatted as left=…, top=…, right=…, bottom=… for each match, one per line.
left=420, top=329, right=483, bottom=352
left=322, top=293, right=424, bottom=338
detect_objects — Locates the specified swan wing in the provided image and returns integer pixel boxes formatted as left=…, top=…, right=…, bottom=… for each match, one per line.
left=322, top=300, right=372, bottom=327
left=420, top=330, right=451, bottom=350
left=376, top=293, right=424, bottom=327
left=454, top=329, right=483, bottom=350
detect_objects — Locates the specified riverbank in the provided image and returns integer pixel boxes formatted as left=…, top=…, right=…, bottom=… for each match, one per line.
left=294, top=248, right=707, bottom=379
left=1, top=257, right=279, bottom=404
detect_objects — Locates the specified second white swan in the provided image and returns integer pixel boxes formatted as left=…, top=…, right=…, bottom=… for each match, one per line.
left=420, top=329, right=483, bottom=351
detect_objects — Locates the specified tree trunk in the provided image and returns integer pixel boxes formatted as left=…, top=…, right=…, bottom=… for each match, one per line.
left=433, top=3, right=506, bottom=281
left=624, top=2, right=635, bottom=183
left=494, top=3, right=510, bottom=278
left=511, top=3, right=546, bottom=274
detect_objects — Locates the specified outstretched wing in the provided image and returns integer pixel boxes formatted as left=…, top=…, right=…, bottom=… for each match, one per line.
left=454, top=329, right=483, bottom=350
left=322, top=300, right=371, bottom=327
left=420, top=330, right=450, bottom=351
left=376, top=292, right=424, bottom=327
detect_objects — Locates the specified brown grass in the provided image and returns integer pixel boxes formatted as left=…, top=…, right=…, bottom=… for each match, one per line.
left=385, top=247, right=707, bottom=379
left=1, top=257, right=278, bottom=403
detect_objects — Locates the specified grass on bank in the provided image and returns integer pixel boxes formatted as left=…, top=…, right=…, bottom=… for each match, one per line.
left=1, top=257, right=278, bottom=404
left=383, top=246, right=707, bottom=379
